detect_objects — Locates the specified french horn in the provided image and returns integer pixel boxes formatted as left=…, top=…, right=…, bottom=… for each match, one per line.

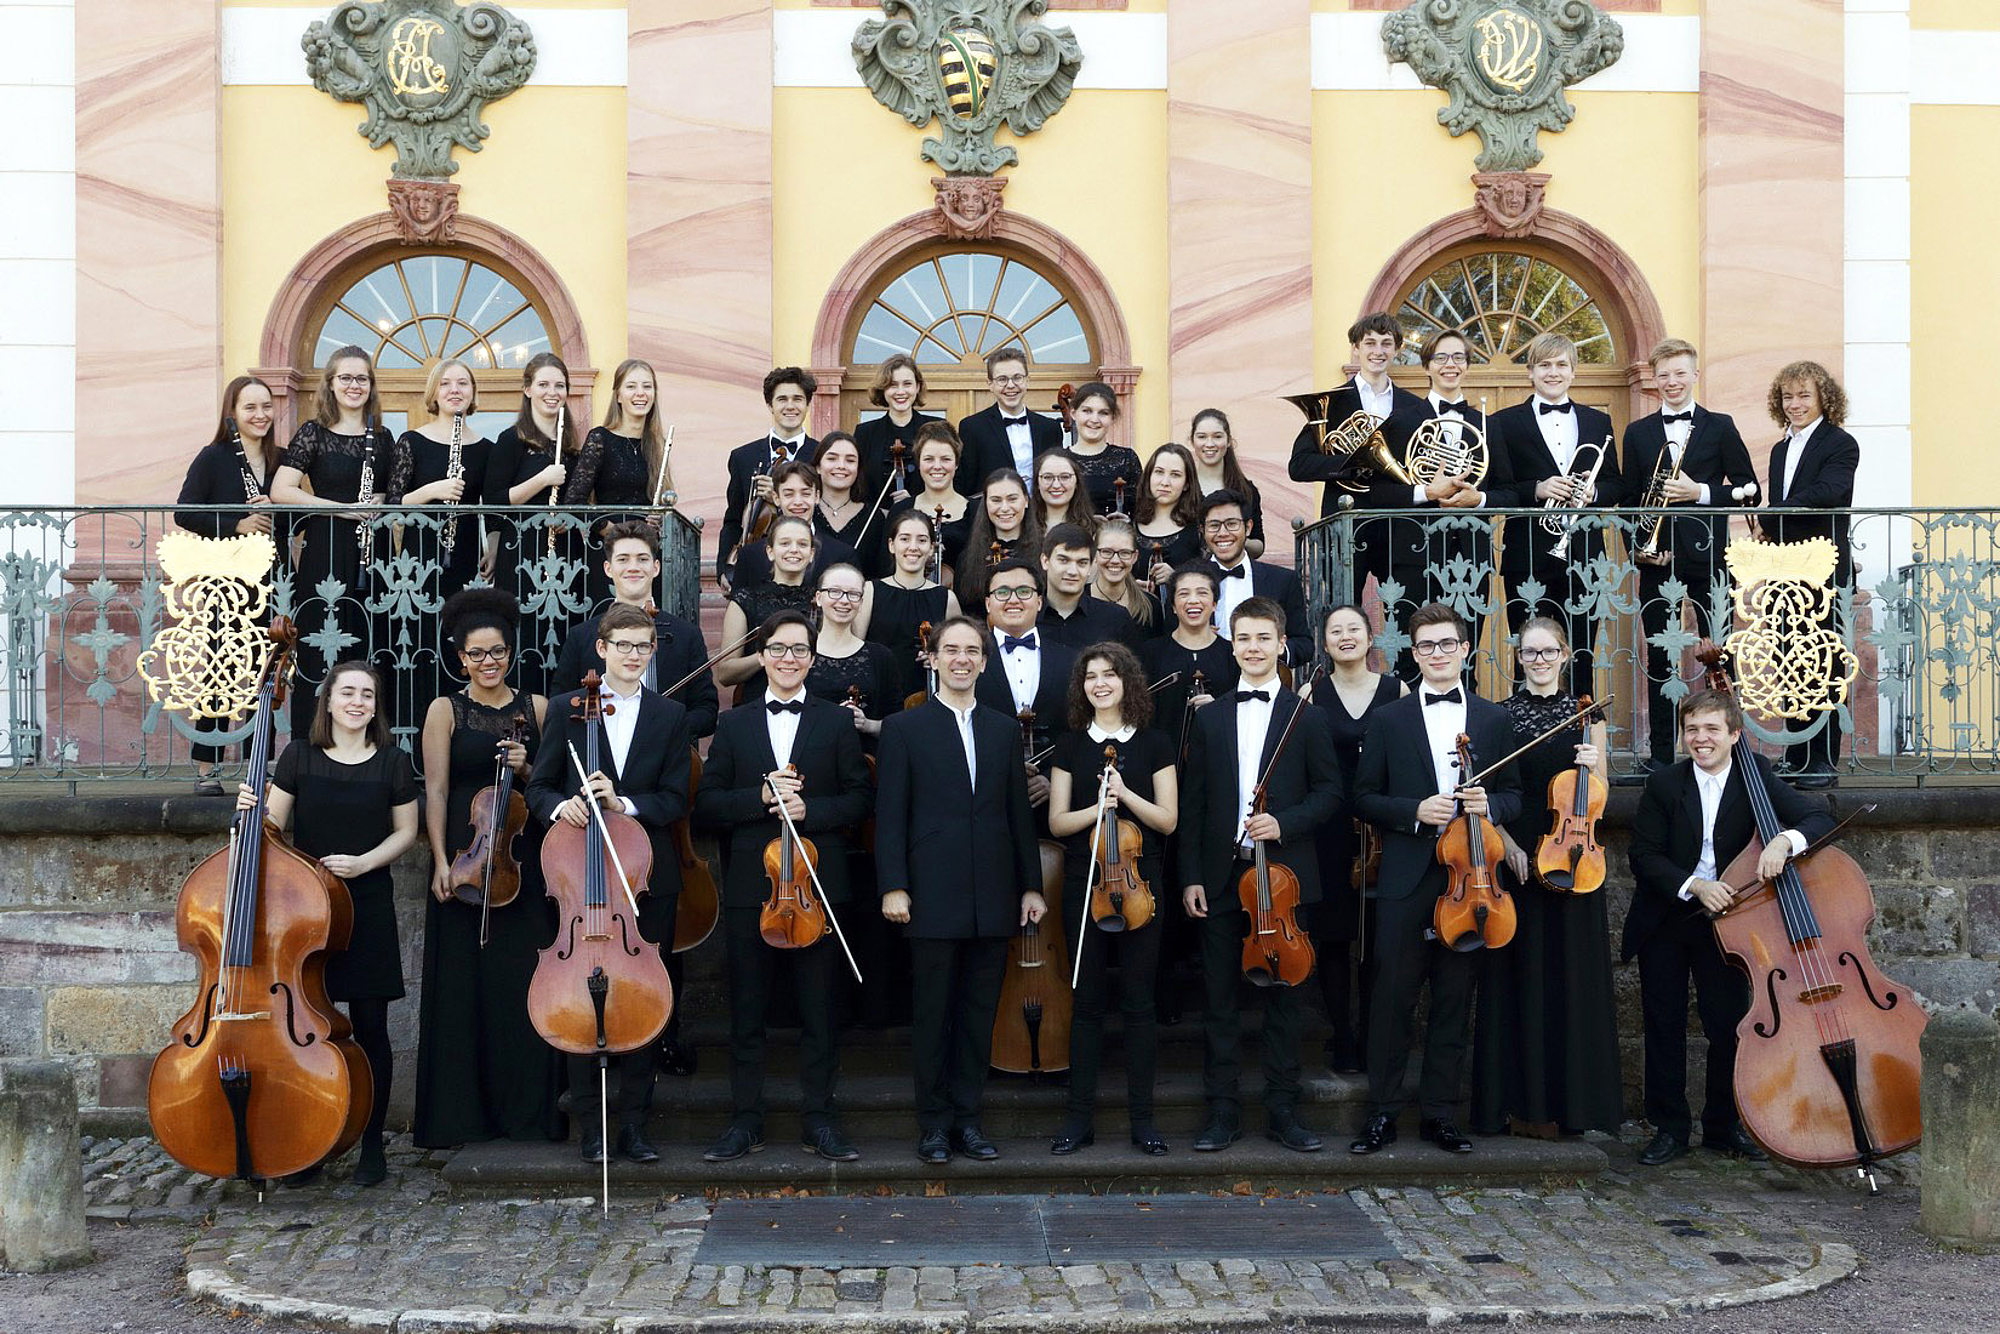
left=1284, top=394, right=1414, bottom=494
left=1404, top=415, right=1489, bottom=490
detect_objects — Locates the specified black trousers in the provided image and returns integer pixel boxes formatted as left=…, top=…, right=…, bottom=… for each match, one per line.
left=1505, top=557, right=1597, bottom=698
left=1781, top=589, right=1850, bottom=774
left=1636, top=908, right=1749, bottom=1142
left=1364, top=888, right=1476, bottom=1121
left=1196, top=893, right=1307, bottom=1121
left=1063, top=895, right=1161, bottom=1127
left=571, top=887, right=677, bottom=1133
left=908, top=936, right=1009, bottom=1134
left=1639, top=559, right=1719, bottom=763
left=723, top=905, right=839, bottom=1134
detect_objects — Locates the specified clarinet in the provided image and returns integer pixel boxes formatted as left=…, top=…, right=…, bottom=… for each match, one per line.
left=356, top=424, right=377, bottom=570
left=230, top=422, right=262, bottom=502
left=439, top=411, right=465, bottom=563
left=546, top=401, right=566, bottom=558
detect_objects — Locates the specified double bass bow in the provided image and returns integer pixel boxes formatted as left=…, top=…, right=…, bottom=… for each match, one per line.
left=444, top=713, right=529, bottom=947
left=992, top=709, right=1071, bottom=1075
left=1432, top=732, right=1515, bottom=952
left=1237, top=666, right=1321, bottom=988
left=1694, top=643, right=1925, bottom=1183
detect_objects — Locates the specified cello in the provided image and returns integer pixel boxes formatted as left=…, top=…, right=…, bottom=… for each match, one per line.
left=1237, top=668, right=1320, bottom=987
left=150, top=620, right=371, bottom=1186
left=1696, top=644, right=1926, bottom=1181
left=1533, top=694, right=1609, bottom=894
left=991, top=710, right=1072, bottom=1075
left=445, top=715, right=528, bottom=948
left=655, top=615, right=734, bottom=954
left=1433, top=733, right=1516, bottom=951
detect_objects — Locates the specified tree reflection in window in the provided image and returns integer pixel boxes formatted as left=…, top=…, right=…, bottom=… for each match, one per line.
left=1394, top=252, right=1615, bottom=365
left=851, top=251, right=1093, bottom=369
left=311, top=255, right=552, bottom=372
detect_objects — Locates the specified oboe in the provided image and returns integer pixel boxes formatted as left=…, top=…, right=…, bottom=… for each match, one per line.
left=230, top=422, right=262, bottom=501
left=545, top=401, right=566, bottom=558
left=440, top=411, right=465, bottom=562
left=356, top=427, right=377, bottom=569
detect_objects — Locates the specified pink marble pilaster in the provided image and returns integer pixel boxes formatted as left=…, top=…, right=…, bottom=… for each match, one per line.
left=75, top=1, right=222, bottom=506
left=1166, top=0, right=1314, bottom=562
left=627, top=1, right=777, bottom=564
left=1699, top=1, right=1844, bottom=476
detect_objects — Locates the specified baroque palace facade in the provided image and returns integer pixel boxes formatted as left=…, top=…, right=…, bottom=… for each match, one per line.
left=3, top=0, right=1997, bottom=573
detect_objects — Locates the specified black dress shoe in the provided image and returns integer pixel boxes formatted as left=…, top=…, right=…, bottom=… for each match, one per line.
left=1420, top=1118, right=1473, bottom=1154
left=352, top=1136, right=387, bottom=1187
left=656, top=1038, right=697, bottom=1077
left=1637, top=1130, right=1690, bottom=1166
left=1193, top=1117, right=1241, bottom=1153
left=618, top=1124, right=661, bottom=1164
left=952, top=1126, right=999, bottom=1161
left=916, top=1130, right=951, bottom=1165
left=802, top=1125, right=860, bottom=1162
left=1794, top=769, right=1837, bottom=790
left=1267, top=1117, right=1324, bottom=1153
left=1050, top=1123, right=1095, bottom=1155
left=1704, top=1125, right=1768, bottom=1161
left=1130, top=1125, right=1169, bottom=1156
left=280, top=1164, right=323, bottom=1188
left=702, top=1125, right=763, bottom=1163
left=580, top=1130, right=607, bottom=1164
left=1349, top=1113, right=1397, bottom=1155
left=1324, top=1030, right=1363, bottom=1074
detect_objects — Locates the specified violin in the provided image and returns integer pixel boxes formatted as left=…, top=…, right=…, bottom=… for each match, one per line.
left=758, top=764, right=829, bottom=948
left=1351, top=820, right=1381, bottom=893
left=1237, top=672, right=1319, bottom=987
left=1533, top=694, right=1608, bottom=893
left=743, top=455, right=779, bottom=547
left=904, top=619, right=936, bottom=711
left=1432, top=732, right=1516, bottom=951
left=888, top=440, right=909, bottom=504
left=992, top=710, right=1071, bottom=1074
left=1695, top=643, right=1925, bottom=1177
left=446, top=715, right=529, bottom=947
left=848, top=684, right=880, bottom=848
left=1177, top=667, right=1207, bottom=764
left=527, top=671, right=674, bottom=1057
left=1086, top=744, right=1153, bottom=932
left=150, top=620, right=372, bottom=1184
left=1054, top=383, right=1076, bottom=443
left=1111, top=477, right=1129, bottom=519
left=1146, top=539, right=1166, bottom=588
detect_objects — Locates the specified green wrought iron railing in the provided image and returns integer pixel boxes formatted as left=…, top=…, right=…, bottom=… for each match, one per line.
left=0, top=504, right=702, bottom=781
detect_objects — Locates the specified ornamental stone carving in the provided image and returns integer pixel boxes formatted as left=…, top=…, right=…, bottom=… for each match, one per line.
left=386, top=178, right=461, bottom=244
left=303, top=0, right=536, bottom=180
left=855, top=1, right=1084, bottom=178
left=1382, top=0, right=1623, bottom=173
left=1471, top=170, right=1549, bottom=238
left=931, top=175, right=1007, bottom=239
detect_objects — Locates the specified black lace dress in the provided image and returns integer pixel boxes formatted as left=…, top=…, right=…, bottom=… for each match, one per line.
left=806, top=639, right=901, bottom=750
left=865, top=579, right=950, bottom=701
left=1470, top=687, right=1624, bottom=1135
left=413, top=690, right=563, bottom=1147
left=1072, top=444, right=1144, bottom=518
left=280, top=422, right=395, bottom=738
left=485, top=427, right=583, bottom=697
left=389, top=429, right=493, bottom=733
left=727, top=581, right=815, bottom=702
left=564, top=427, right=654, bottom=613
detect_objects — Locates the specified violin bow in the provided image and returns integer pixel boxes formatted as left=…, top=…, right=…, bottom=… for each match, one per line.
left=1147, top=670, right=1181, bottom=693
left=851, top=444, right=909, bottom=550
left=661, top=626, right=760, bottom=697
left=1071, top=755, right=1119, bottom=989
left=566, top=741, right=643, bottom=917
left=1460, top=694, right=1614, bottom=789
left=1248, top=664, right=1324, bottom=799
left=769, top=781, right=864, bottom=985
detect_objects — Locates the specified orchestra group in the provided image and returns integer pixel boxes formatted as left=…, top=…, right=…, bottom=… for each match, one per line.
left=169, top=314, right=1862, bottom=1182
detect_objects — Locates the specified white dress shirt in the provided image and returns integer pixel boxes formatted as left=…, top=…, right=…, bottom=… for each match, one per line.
left=764, top=686, right=804, bottom=770
left=769, top=432, right=806, bottom=464
left=1675, top=759, right=1806, bottom=899
left=1660, top=404, right=1711, bottom=503
left=1233, top=682, right=1278, bottom=850
left=1534, top=396, right=1580, bottom=472
left=1003, top=413, right=1034, bottom=476
left=1417, top=683, right=1468, bottom=832
left=941, top=697, right=978, bottom=784
left=1779, top=418, right=1821, bottom=502
left=568, top=682, right=643, bottom=819
left=1212, top=559, right=1253, bottom=635
left=1421, top=392, right=1481, bottom=505
left=1356, top=377, right=1395, bottom=422
left=997, top=628, right=1041, bottom=713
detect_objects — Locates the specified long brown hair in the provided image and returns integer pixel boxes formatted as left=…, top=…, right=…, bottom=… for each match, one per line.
left=312, top=346, right=383, bottom=432
left=308, top=659, right=392, bottom=750
left=603, top=357, right=670, bottom=491
left=1137, top=441, right=1201, bottom=529
left=1065, top=640, right=1153, bottom=733
left=1188, top=409, right=1256, bottom=501
left=210, top=374, right=279, bottom=478
left=514, top=352, right=578, bottom=457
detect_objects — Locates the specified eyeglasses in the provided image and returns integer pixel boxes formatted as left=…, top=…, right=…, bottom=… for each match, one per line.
left=332, top=374, right=372, bottom=387
left=1096, top=548, right=1136, bottom=561
left=1518, top=647, right=1564, bottom=663
left=604, top=639, right=656, bottom=656
left=460, top=646, right=511, bottom=664
left=989, top=586, right=1038, bottom=603
left=1429, top=352, right=1469, bottom=365
left=818, top=587, right=864, bottom=604
left=764, top=643, right=814, bottom=660
left=1413, top=638, right=1463, bottom=657
left=990, top=373, right=1028, bottom=386
left=1203, top=518, right=1245, bottom=534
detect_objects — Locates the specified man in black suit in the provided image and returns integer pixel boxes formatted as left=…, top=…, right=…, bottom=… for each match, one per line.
left=694, top=610, right=873, bottom=1164
left=956, top=345, right=1063, bottom=495
left=1623, top=340, right=1759, bottom=769
left=717, top=366, right=820, bottom=591
left=1486, top=331, right=1624, bottom=696
left=1350, top=602, right=1521, bottom=1156
left=975, top=557, right=1075, bottom=792
left=552, top=520, right=718, bottom=738
left=1624, top=688, right=1833, bottom=1165
left=1757, top=361, right=1861, bottom=786
left=1180, top=597, right=1342, bottom=1153
left=1198, top=490, right=1312, bottom=669
left=526, top=602, right=691, bottom=1165
left=1287, top=312, right=1435, bottom=593
left=1038, top=523, right=1138, bottom=650
left=878, top=614, right=1047, bottom=1163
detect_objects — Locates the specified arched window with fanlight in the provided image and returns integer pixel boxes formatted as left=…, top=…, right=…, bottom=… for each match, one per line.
left=841, top=247, right=1098, bottom=428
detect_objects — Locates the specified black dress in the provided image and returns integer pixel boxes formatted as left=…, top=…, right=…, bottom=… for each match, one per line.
left=486, top=426, right=585, bottom=696
left=1470, top=688, right=1624, bottom=1135
left=564, top=427, right=653, bottom=613
left=806, top=640, right=901, bottom=746
left=1309, top=673, right=1403, bottom=944
left=174, top=441, right=281, bottom=762
left=1072, top=445, right=1144, bottom=518
left=854, top=412, right=940, bottom=497
left=388, top=429, right=493, bottom=735
left=1138, top=634, right=1239, bottom=758
left=271, top=741, right=417, bottom=1000
left=865, top=580, right=950, bottom=701
left=1136, top=522, right=1203, bottom=574
left=279, top=422, right=394, bottom=738
left=727, top=582, right=815, bottom=702
left=413, top=691, right=563, bottom=1147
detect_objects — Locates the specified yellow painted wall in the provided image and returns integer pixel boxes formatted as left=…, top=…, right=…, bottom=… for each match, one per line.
left=1913, top=0, right=2000, bottom=30
left=1911, top=104, right=2000, bottom=507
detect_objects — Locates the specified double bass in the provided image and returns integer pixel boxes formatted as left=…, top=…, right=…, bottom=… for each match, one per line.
left=150, top=621, right=371, bottom=1185
left=445, top=715, right=527, bottom=948
left=1696, top=644, right=1925, bottom=1179
left=991, top=710, right=1072, bottom=1075
left=1237, top=670, right=1320, bottom=987
left=1432, top=733, right=1516, bottom=951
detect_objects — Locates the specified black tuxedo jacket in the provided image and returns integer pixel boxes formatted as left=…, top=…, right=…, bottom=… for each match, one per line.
left=1287, top=382, right=1432, bottom=520
left=526, top=685, right=692, bottom=934
left=854, top=412, right=942, bottom=496
left=1204, top=558, right=1312, bottom=669
left=1486, top=399, right=1623, bottom=573
left=1760, top=421, right=1859, bottom=586
left=717, top=435, right=820, bottom=581
left=1177, top=686, right=1342, bottom=902
left=1621, top=405, right=1756, bottom=573
left=1622, top=751, right=1834, bottom=959
left=551, top=607, right=719, bottom=739
left=975, top=630, right=1076, bottom=741
left=1353, top=690, right=1523, bottom=902
left=875, top=700, right=1039, bottom=938
left=694, top=694, right=873, bottom=906
left=956, top=403, right=1064, bottom=495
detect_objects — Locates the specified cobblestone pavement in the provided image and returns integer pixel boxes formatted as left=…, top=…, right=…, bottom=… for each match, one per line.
left=72, top=1132, right=1872, bottom=1330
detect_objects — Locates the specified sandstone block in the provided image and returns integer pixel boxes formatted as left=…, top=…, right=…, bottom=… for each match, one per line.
left=0, top=1059, right=91, bottom=1270
left=0, top=987, right=41, bottom=1058
left=44, top=985, right=189, bottom=1056
left=1920, top=1007, right=2000, bottom=1246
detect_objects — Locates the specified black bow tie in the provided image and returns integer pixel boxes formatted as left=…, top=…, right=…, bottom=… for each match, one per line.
left=1215, top=563, right=1246, bottom=580
left=1436, top=399, right=1469, bottom=414
left=1663, top=411, right=1692, bottom=424
left=1002, top=634, right=1037, bottom=652
left=1424, top=688, right=1463, bottom=706
left=1538, top=401, right=1573, bottom=416
left=765, top=699, right=803, bottom=715
left=1235, top=689, right=1271, bottom=703
left=1001, top=415, right=1027, bottom=427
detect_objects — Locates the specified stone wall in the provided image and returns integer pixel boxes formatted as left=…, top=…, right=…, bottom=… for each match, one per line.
left=2, top=785, right=1994, bottom=1127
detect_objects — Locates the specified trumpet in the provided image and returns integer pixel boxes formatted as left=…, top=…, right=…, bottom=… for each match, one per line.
left=1404, top=415, right=1489, bottom=489
left=439, top=411, right=465, bottom=563
left=1632, top=442, right=1678, bottom=563
left=1537, top=438, right=1609, bottom=559
left=1283, top=393, right=1414, bottom=493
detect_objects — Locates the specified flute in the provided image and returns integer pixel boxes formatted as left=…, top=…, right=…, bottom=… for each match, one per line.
left=546, top=401, right=566, bottom=558
left=651, top=424, right=677, bottom=509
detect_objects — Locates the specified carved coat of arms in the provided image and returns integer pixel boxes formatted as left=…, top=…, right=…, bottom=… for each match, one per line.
left=854, top=1, right=1084, bottom=177
left=303, top=0, right=537, bottom=180
left=1382, top=0, right=1622, bottom=173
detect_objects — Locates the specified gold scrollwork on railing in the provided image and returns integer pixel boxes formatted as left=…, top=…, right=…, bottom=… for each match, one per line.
left=138, top=533, right=277, bottom=721
left=1722, top=536, right=1859, bottom=723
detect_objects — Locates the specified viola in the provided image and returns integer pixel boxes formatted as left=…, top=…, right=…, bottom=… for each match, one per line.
left=903, top=619, right=935, bottom=711
left=1177, top=666, right=1207, bottom=765
left=1054, top=383, right=1076, bottom=440
left=1433, top=732, right=1516, bottom=951
left=150, top=620, right=371, bottom=1184
left=1086, top=744, right=1153, bottom=933
left=758, top=764, right=829, bottom=949
left=527, top=670, right=674, bottom=1058
left=446, top=715, right=528, bottom=947
left=1696, top=643, right=1925, bottom=1177
left=1533, top=694, right=1608, bottom=893
left=743, top=456, right=779, bottom=547
left=1236, top=671, right=1320, bottom=987
left=992, top=710, right=1072, bottom=1074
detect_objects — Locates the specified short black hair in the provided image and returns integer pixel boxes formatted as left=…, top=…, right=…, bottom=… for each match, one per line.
left=762, top=366, right=817, bottom=403
left=442, top=585, right=519, bottom=648
left=985, top=557, right=1044, bottom=599
left=1041, top=523, right=1094, bottom=559
left=1167, top=562, right=1219, bottom=598
left=758, top=609, right=814, bottom=649
left=1198, top=488, right=1248, bottom=525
